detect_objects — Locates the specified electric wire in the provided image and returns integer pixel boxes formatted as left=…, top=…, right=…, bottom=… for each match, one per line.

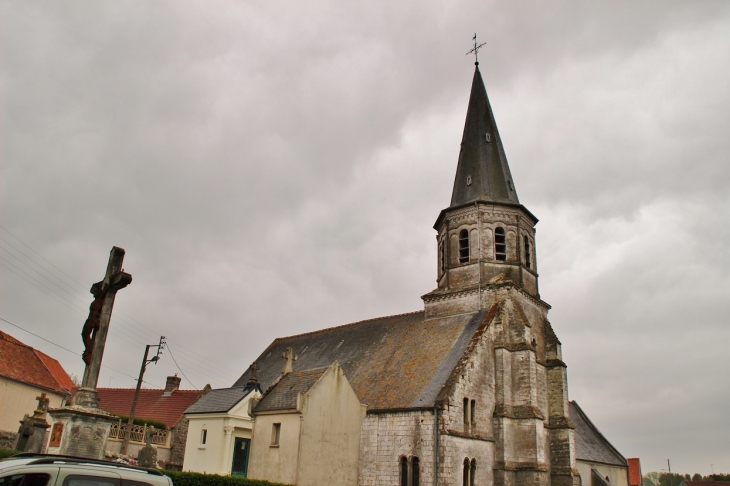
left=165, top=343, right=198, bottom=390
left=0, top=227, right=241, bottom=383
left=0, top=316, right=161, bottom=388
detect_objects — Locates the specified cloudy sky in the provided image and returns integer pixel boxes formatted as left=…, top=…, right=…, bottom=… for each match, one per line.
left=1, top=0, right=728, bottom=475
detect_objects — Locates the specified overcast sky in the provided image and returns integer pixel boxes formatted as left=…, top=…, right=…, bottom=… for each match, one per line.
left=1, top=0, right=728, bottom=476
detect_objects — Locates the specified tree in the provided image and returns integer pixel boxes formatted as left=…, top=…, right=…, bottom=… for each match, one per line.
left=643, top=472, right=660, bottom=486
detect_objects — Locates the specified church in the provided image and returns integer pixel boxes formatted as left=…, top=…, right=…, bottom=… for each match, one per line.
left=185, top=62, right=589, bottom=486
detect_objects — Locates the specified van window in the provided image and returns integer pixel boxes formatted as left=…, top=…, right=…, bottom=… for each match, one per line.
left=63, top=476, right=121, bottom=486
left=0, top=474, right=51, bottom=486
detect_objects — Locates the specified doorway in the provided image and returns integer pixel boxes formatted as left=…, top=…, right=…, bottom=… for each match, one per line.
left=231, top=437, right=250, bottom=477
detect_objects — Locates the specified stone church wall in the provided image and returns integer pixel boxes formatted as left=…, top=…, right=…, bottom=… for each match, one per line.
left=358, top=410, right=435, bottom=486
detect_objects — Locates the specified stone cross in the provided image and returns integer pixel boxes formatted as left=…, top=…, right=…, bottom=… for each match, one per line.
left=281, top=347, right=297, bottom=374
left=76, top=247, right=132, bottom=408
left=32, top=393, right=49, bottom=418
left=251, top=362, right=259, bottom=380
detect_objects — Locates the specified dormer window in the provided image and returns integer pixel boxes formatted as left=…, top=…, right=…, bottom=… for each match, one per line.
left=495, top=227, right=506, bottom=261
left=459, top=230, right=470, bottom=263
left=524, top=236, right=531, bottom=269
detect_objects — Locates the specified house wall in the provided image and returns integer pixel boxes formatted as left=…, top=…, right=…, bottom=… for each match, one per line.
left=183, top=414, right=253, bottom=475
left=0, top=377, right=65, bottom=432
left=298, top=365, right=366, bottom=486
left=576, top=461, right=628, bottom=486
left=247, top=412, right=301, bottom=485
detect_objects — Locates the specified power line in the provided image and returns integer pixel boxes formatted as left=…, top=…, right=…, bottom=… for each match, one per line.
left=0, top=315, right=161, bottom=388
left=166, top=343, right=198, bottom=390
left=0, top=227, right=241, bottom=382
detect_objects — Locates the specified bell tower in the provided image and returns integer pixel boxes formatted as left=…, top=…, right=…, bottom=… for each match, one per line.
left=423, top=64, right=540, bottom=319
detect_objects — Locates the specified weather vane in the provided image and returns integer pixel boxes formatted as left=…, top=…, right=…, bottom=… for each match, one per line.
left=466, top=33, right=486, bottom=65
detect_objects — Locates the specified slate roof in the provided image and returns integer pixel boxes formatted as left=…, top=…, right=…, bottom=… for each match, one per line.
left=184, top=386, right=255, bottom=415
left=96, top=387, right=206, bottom=428
left=0, top=330, right=75, bottom=395
left=256, top=367, right=328, bottom=412
left=234, top=310, right=489, bottom=411
left=570, top=400, right=627, bottom=467
left=450, top=65, right=519, bottom=208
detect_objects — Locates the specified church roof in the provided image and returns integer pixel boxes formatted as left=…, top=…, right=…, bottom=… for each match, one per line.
left=184, top=386, right=254, bottom=415
left=570, top=400, right=628, bottom=467
left=233, top=310, right=489, bottom=412
left=450, top=65, right=519, bottom=208
left=255, top=367, right=329, bottom=412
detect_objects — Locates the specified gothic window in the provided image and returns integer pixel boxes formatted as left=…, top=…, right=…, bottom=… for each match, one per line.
left=524, top=236, right=531, bottom=269
left=470, top=459, right=476, bottom=486
left=495, top=227, right=506, bottom=261
left=470, top=399, right=476, bottom=425
left=412, top=457, right=420, bottom=486
left=463, top=397, right=469, bottom=425
left=459, top=229, right=470, bottom=263
left=200, top=427, right=207, bottom=445
left=463, top=459, right=470, bottom=486
left=400, top=457, right=419, bottom=486
left=400, top=457, right=408, bottom=486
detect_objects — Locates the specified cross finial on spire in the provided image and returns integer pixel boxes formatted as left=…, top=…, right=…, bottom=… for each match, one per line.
left=466, top=33, right=486, bottom=65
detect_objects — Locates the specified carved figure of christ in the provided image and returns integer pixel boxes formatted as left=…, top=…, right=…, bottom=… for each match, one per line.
left=80, top=246, right=132, bottom=392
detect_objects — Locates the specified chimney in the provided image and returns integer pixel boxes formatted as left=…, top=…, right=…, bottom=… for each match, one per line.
left=163, top=374, right=181, bottom=396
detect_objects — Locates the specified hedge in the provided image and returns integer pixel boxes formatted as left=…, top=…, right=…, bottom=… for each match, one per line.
left=162, top=470, right=289, bottom=486
left=0, top=448, right=21, bottom=459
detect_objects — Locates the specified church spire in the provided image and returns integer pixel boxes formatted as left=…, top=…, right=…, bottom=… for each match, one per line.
left=450, top=65, right=519, bottom=207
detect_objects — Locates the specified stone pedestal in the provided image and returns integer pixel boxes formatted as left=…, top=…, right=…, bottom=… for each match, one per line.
left=15, top=415, right=50, bottom=453
left=74, top=388, right=101, bottom=409
left=47, top=406, right=117, bottom=460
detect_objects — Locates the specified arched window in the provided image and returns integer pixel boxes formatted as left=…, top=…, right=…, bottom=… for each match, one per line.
left=463, top=397, right=469, bottom=425
left=495, top=227, right=506, bottom=261
left=470, top=399, right=476, bottom=426
left=439, top=241, right=445, bottom=274
left=524, top=235, right=531, bottom=269
left=463, top=458, right=470, bottom=486
left=459, top=229, right=470, bottom=263
left=412, top=457, right=420, bottom=486
left=470, top=459, right=476, bottom=486
left=400, top=457, right=408, bottom=486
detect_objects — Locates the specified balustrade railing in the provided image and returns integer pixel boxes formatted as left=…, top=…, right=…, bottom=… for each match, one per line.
left=108, top=421, right=170, bottom=447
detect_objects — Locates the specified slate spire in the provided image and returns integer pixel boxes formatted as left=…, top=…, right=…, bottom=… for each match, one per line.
left=450, top=65, right=519, bottom=207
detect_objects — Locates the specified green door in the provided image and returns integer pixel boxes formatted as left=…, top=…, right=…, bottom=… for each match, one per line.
left=231, top=438, right=250, bottom=477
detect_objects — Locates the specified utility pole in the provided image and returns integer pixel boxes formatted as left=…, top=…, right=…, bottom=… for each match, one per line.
left=120, top=336, right=165, bottom=455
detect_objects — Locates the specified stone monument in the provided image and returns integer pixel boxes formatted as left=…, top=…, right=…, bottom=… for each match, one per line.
left=137, top=426, right=158, bottom=468
left=47, top=246, right=132, bottom=459
left=14, top=393, right=51, bottom=453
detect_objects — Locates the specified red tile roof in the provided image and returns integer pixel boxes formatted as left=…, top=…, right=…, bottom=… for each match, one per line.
left=627, top=458, right=642, bottom=486
left=96, top=387, right=206, bottom=428
left=0, top=330, right=75, bottom=396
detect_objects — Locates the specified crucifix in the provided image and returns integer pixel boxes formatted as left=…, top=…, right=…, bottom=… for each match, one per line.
left=32, top=393, right=50, bottom=419
left=76, top=246, right=132, bottom=408
left=466, top=33, right=486, bottom=65
left=281, top=347, right=297, bottom=374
